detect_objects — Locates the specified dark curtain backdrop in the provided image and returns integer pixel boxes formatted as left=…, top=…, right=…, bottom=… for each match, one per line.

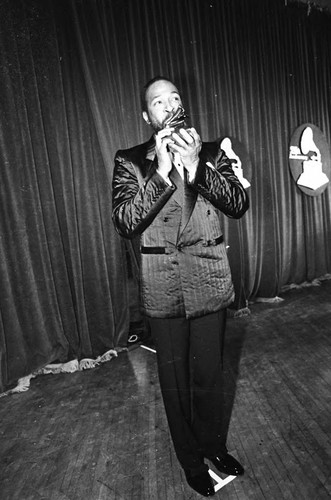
left=1, top=0, right=331, bottom=392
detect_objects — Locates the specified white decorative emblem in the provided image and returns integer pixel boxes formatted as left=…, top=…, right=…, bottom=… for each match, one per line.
left=221, top=137, right=251, bottom=189
left=289, top=126, right=329, bottom=191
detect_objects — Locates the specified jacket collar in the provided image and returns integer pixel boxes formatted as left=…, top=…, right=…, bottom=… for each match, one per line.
left=145, top=135, right=156, bottom=161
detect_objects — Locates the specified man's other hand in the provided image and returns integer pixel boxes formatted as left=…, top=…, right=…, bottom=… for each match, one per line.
left=169, top=128, right=202, bottom=180
left=155, top=128, right=174, bottom=182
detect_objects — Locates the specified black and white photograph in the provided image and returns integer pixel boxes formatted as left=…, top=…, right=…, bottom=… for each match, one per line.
left=0, top=1, right=331, bottom=498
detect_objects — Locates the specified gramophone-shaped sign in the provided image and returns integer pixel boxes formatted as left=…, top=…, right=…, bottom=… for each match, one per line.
left=289, top=123, right=330, bottom=196
left=220, top=137, right=251, bottom=189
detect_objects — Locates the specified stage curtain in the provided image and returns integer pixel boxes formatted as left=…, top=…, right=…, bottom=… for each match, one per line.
left=0, top=0, right=130, bottom=393
left=1, top=0, right=331, bottom=392
left=67, top=0, right=331, bottom=302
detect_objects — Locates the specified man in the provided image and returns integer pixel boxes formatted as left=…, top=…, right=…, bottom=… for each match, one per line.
left=112, top=76, right=249, bottom=497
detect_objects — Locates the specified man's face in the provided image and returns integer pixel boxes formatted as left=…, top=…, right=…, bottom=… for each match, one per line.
left=142, top=80, right=183, bottom=132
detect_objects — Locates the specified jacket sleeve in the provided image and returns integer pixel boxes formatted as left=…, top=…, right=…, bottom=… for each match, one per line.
left=112, top=151, right=176, bottom=238
left=188, top=142, right=249, bottom=219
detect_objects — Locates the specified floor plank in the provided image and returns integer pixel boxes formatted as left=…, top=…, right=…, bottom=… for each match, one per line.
left=0, top=280, right=331, bottom=499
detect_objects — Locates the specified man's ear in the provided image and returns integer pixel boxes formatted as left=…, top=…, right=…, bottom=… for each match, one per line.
left=142, top=111, right=150, bottom=125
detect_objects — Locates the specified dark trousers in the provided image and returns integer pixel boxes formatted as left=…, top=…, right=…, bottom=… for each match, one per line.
left=147, top=310, right=228, bottom=475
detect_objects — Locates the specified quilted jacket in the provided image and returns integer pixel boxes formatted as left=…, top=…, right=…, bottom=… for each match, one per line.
left=112, top=136, right=249, bottom=319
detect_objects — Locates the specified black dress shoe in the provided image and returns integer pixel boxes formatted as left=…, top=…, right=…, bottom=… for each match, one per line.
left=184, top=470, right=215, bottom=497
left=209, top=453, right=244, bottom=476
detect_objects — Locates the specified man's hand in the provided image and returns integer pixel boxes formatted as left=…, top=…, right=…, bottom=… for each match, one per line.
left=155, top=128, right=175, bottom=181
left=169, top=128, right=202, bottom=180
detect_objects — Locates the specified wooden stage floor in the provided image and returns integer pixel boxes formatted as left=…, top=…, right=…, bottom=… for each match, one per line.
left=1, top=280, right=331, bottom=499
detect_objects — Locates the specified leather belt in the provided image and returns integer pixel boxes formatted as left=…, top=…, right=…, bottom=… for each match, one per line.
left=141, top=235, right=223, bottom=254
left=201, top=235, right=224, bottom=247
left=141, top=246, right=167, bottom=254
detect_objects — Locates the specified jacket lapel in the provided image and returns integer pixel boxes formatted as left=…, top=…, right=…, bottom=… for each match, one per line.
left=169, top=165, right=184, bottom=204
left=178, top=141, right=219, bottom=236
left=129, top=136, right=156, bottom=184
left=179, top=168, right=198, bottom=236
left=143, top=136, right=157, bottom=180
left=169, top=166, right=197, bottom=239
